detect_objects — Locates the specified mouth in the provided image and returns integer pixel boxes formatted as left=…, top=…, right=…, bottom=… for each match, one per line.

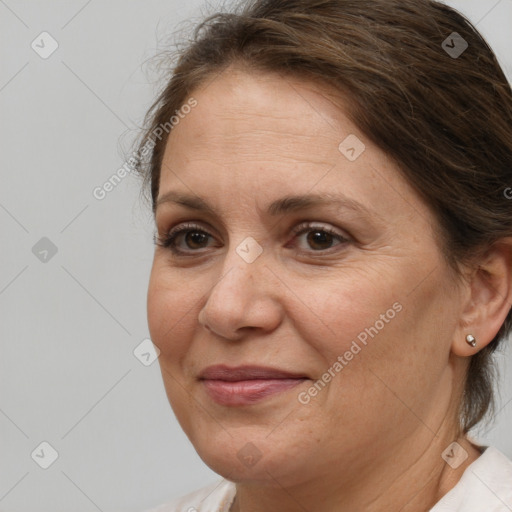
left=198, top=365, right=309, bottom=406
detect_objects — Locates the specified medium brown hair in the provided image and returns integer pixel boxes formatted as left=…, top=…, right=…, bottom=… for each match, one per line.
left=135, top=0, right=512, bottom=432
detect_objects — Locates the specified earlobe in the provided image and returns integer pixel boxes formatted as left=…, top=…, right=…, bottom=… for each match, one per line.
left=451, top=238, right=512, bottom=357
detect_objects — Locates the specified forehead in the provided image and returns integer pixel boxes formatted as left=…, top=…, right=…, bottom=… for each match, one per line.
left=158, top=66, right=433, bottom=229
left=165, top=66, right=346, bottom=163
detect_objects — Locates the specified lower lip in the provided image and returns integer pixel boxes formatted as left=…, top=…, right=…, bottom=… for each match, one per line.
left=202, top=378, right=307, bottom=406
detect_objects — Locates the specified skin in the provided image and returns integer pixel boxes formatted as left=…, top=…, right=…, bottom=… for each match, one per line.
left=147, top=65, right=512, bottom=512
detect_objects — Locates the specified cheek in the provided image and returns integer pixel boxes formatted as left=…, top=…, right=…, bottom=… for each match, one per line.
left=147, top=263, right=204, bottom=427
left=284, top=266, right=399, bottom=360
left=147, top=261, right=202, bottom=360
left=285, top=263, right=449, bottom=407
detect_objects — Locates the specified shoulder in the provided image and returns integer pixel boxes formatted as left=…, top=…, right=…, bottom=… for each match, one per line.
left=431, top=445, right=512, bottom=511
left=143, top=479, right=236, bottom=512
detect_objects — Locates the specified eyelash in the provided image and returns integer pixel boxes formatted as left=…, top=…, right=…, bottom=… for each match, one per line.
left=154, top=221, right=350, bottom=257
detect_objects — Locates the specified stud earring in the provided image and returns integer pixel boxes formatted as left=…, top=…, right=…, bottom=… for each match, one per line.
left=466, top=334, right=477, bottom=348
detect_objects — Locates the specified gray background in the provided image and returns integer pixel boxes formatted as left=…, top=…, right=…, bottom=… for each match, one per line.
left=0, top=1, right=511, bottom=511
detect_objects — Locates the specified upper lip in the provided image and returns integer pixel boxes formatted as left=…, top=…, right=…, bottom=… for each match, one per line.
left=198, top=365, right=308, bottom=381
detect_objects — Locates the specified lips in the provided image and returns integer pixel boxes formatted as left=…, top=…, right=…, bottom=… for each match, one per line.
left=198, top=365, right=308, bottom=406
left=199, top=365, right=307, bottom=381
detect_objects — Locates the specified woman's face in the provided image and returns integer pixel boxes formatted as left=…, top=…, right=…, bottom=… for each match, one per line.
left=147, top=67, right=467, bottom=487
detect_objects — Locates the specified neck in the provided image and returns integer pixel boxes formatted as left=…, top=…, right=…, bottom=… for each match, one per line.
left=229, top=430, right=481, bottom=512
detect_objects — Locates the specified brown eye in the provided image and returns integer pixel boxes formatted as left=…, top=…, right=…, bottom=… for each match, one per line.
left=306, top=230, right=336, bottom=250
left=184, top=231, right=210, bottom=249
left=155, top=223, right=218, bottom=254
left=290, top=223, right=349, bottom=253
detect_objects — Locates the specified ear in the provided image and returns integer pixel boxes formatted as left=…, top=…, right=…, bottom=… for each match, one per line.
left=452, top=238, right=512, bottom=357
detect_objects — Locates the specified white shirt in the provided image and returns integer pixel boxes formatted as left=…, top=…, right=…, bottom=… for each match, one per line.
left=144, top=446, right=512, bottom=512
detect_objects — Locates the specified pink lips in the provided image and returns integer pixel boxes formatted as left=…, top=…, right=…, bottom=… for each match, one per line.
left=198, top=365, right=308, bottom=406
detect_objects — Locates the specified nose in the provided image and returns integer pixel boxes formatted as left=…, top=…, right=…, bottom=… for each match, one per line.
left=198, top=251, right=283, bottom=341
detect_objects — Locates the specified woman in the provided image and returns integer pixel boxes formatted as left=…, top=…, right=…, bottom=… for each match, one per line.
left=138, top=0, right=512, bottom=510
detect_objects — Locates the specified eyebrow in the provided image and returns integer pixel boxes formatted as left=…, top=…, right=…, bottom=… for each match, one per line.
left=156, top=191, right=376, bottom=221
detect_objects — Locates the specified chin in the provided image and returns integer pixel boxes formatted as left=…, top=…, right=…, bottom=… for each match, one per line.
left=189, top=425, right=308, bottom=487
